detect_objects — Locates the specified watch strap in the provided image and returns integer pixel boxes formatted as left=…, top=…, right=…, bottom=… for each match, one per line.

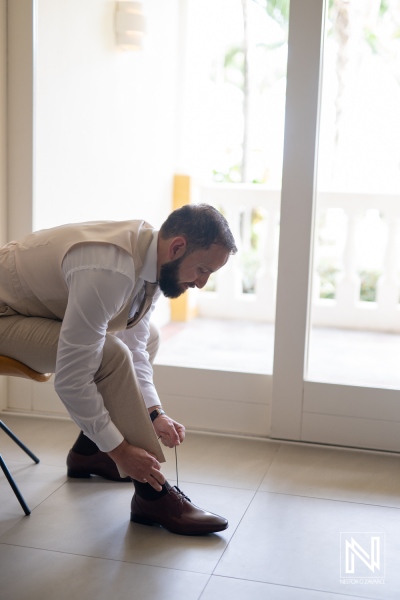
left=150, top=408, right=166, bottom=422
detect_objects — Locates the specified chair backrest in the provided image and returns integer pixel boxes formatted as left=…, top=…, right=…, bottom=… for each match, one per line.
left=0, top=356, right=52, bottom=383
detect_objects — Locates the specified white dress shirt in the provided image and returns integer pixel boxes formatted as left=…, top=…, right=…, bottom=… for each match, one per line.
left=54, top=232, right=161, bottom=452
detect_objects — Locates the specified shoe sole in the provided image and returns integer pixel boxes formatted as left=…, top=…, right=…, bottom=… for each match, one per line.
left=67, top=469, right=92, bottom=478
left=67, top=468, right=130, bottom=482
left=130, top=512, right=155, bottom=527
left=130, top=512, right=228, bottom=535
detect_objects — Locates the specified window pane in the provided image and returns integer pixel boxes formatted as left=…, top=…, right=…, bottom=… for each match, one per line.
left=307, top=0, right=400, bottom=388
left=160, top=0, right=289, bottom=374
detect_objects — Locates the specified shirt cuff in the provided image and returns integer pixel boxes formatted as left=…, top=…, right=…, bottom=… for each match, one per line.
left=87, top=420, right=124, bottom=453
left=141, top=385, right=162, bottom=409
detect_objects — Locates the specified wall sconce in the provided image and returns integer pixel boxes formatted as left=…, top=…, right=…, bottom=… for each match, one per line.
left=115, top=1, right=146, bottom=51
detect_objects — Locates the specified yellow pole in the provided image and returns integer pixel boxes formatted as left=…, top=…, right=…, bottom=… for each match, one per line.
left=172, top=174, right=191, bottom=211
left=170, top=174, right=198, bottom=321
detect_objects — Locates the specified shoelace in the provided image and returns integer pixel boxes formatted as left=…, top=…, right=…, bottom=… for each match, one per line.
left=157, top=439, right=191, bottom=501
left=175, top=445, right=179, bottom=488
left=159, top=445, right=189, bottom=502
left=173, top=446, right=191, bottom=501
left=171, top=485, right=191, bottom=502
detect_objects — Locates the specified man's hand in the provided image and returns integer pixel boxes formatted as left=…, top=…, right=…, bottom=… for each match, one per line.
left=107, top=440, right=165, bottom=491
left=152, top=414, right=186, bottom=448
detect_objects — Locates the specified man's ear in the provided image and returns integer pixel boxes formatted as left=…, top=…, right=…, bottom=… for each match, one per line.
left=167, top=236, right=187, bottom=260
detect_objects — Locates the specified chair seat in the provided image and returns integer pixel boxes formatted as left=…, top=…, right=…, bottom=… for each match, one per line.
left=0, top=356, right=52, bottom=382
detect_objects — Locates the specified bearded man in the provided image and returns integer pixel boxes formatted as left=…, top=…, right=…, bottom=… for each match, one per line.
left=0, top=204, right=237, bottom=535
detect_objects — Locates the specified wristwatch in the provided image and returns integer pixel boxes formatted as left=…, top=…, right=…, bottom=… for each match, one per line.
left=150, top=408, right=166, bottom=422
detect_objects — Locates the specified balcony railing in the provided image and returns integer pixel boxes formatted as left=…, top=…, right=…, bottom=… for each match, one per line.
left=198, top=184, right=400, bottom=333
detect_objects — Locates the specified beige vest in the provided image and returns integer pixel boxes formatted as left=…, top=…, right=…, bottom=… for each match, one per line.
left=4, top=220, right=155, bottom=332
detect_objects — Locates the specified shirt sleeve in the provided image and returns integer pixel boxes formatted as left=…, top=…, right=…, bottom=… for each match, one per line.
left=55, top=250, right=134, bottom=452
left=116, top=288, right=162, bottom=410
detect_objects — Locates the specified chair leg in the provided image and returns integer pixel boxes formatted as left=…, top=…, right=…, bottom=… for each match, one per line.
left=0, top=454, right=31, bottom=515
left=0, top=421, right=40, bottom=464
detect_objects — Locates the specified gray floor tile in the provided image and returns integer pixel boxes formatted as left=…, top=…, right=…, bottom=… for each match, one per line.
left=0, top=461, right=67, bottom=535
left=0, top=510, right=24, bottom=538
left=0, top=415, right=78, bottom=467
left=201, top=576, right=373, bottom=600
left=215, top=491, right=400, bottom=599
left=0, top=544, right=209, bottom=600
left=260, top=443, right=400, bottom=507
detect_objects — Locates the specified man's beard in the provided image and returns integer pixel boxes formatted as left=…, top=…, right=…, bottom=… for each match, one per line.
left=158, top=255, right=186, bottom=299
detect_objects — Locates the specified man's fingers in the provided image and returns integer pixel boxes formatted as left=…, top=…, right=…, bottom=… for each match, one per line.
left=172, top=431, right=180, bottom=445
left=173, top=420, right=185, bottom=443
left=151, top=458, right=161, bottom=470
left=148, top=469, right=165, bottom=491
left=109, top=443, right=167, bottom=486
left=160, top=434, right=177, bottom=448
left=159, top=425, right=180, bottom=447
left=169, top=421, right=183, bottom=444
left=148, top=477, right=162, bottom=492
left=152, top=469, right=165, bottom=485
left=163, top=422, right=180, bottom=442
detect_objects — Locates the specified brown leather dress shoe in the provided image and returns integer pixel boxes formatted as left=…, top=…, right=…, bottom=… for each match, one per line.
left=130, top=485, right=228, bottom=535
left=66, top=449, right=130, bottom=482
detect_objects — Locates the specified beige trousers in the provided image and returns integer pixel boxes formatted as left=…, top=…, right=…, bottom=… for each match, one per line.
left=0, top=315, right=165, bottom=468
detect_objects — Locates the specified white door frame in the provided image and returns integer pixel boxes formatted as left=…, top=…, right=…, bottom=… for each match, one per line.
left=271, top=0, right=325, bottom=440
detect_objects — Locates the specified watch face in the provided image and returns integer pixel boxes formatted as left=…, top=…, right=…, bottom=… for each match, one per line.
left=150, top=408, right=165, bottom=421
left=150, top=409, right=161, bottom=421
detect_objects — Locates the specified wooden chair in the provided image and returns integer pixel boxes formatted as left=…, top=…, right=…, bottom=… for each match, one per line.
left=0, top=356, right=52, bottom=515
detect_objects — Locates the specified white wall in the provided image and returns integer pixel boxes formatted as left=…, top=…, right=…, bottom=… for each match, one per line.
left=0, top=0, right=7, bottom=410
left=34, top=0, right=179, bottom=231
left=4, top=0, right=181, bottom=418
left=0, top=0, right=7, bottom=246
left=7, top=0, right=35, bottom=242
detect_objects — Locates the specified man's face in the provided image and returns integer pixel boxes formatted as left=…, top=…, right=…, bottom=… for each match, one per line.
left=158, top=244, right=230, bottom=299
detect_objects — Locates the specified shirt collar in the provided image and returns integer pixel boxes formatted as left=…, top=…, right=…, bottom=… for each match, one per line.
left=140, top=230, right=158, bottom=283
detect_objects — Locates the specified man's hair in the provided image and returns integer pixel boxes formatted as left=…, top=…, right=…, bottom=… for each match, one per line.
left=160, top=204, right=237, bottom=255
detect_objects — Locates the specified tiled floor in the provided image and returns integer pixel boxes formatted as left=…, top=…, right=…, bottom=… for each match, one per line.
left=1, top=415, right=400, bottom=599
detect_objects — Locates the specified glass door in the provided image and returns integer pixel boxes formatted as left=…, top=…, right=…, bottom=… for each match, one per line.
left=308, top=0, right=400, bottom=390
left=271, top=0, right=400, bottom=452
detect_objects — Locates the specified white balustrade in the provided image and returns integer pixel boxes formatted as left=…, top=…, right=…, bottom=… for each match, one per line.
left=198, top=184, right=400, bottom=332
left=376, top=211, right=400, bottom=313
left=335, top=207, right=362, bottom=307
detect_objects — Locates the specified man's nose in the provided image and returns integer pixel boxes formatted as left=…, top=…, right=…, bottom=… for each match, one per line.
left=195, top=273, right=210, bottom=289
